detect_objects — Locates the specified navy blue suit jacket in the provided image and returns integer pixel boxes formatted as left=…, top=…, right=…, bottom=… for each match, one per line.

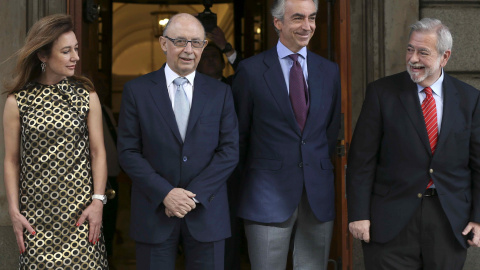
left=117, top=67, right=239, bottom=243
left=347, top=71, right=480, bottom=248
left=232, top=46, right=341, bottom=223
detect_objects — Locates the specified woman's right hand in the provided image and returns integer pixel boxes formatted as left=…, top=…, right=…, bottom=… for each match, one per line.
left=10, top=212, right=35, bottom=254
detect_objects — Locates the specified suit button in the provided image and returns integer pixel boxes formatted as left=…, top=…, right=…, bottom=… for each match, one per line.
left=429, top=169, right=433, bottom=174
left=208, top=195, right=215, bottom=202
left=301, top=140, right=306, bottom=145
left=417, top=193, right=422, bottom=198
left=298, top=162, right=303, bottom=168
left=183, top=156, right=188, bottom=162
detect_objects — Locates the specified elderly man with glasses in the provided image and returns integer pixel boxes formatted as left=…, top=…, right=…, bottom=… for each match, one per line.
left=117, top=13, right=239, bottom=270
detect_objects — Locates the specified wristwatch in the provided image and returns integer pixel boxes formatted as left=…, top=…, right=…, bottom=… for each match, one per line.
left=221, top=42, right=233, bottom=54
left=92, top=194, right=107, bottom=204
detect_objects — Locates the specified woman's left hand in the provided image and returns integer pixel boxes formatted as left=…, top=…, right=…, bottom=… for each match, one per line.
left=76, top=199, right=104, bottom=244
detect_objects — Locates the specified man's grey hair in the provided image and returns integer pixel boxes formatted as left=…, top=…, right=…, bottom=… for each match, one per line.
left=271, top=0, right=319, bottom=34
left=409, top=18, right=453, bottom=55
left=162, top=13, right=206, bottom=39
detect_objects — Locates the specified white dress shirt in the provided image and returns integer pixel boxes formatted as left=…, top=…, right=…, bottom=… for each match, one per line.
left=164, top=63, right=196, bottom=109
left=416, top=69, right=444, bottom=132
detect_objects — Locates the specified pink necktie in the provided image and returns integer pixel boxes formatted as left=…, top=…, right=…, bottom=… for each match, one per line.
left=422, top=87, right=437, bottom=189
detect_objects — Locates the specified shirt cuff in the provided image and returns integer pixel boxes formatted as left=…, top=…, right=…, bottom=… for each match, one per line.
left=227, top=51, right=237, bottom=64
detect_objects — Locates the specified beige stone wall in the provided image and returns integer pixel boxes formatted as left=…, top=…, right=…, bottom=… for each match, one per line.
left=421, top=1, right=480, bottom=90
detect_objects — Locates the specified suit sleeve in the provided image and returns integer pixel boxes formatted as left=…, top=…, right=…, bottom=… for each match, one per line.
left=231, top=61, right=253, bottom=173
left=469, top=92, right=480, bottom=223
left=117, top=82, right=174, bottom=207
left=346, top=82, right=383, bottom=222
left=185, top=85, right=239, bottom=208
left=326, top=63, right=342, bottom=159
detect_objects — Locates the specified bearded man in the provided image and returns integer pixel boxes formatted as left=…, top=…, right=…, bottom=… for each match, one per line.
left=347, top=18, right=480, bottom=269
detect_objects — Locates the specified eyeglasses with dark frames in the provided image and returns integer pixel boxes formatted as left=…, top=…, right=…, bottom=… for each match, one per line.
left=164, top=36, right=206, bottom=48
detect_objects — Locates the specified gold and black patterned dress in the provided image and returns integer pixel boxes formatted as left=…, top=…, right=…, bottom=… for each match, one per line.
left=15, top=78, right=108, bottom=269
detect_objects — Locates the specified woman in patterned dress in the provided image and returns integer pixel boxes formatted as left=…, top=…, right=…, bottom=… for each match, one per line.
left=3, top=14, right=109, bottom=269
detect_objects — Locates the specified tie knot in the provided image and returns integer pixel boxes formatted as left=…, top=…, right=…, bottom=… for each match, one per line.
left=289, top=54, right=299, bottom=62
left=173, top=77, right=188, bottom=87
left=424, top=87, right=433, bottom=96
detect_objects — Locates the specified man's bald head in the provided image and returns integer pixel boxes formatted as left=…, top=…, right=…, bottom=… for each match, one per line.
left=160, top=13, right=208, bottom=77
left=163, top=13, right=206, bottom=40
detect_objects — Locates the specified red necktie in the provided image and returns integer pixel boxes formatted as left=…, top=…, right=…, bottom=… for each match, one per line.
left=422, top=87, right=437, bottom=189
left=288, top=54, right=309, bottom=132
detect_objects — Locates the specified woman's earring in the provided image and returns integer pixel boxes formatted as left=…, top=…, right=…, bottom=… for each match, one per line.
left=41, top=62, right=46, bottom=72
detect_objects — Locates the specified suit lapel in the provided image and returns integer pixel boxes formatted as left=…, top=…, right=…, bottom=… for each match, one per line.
left=303, top=52, right=324, bottom=137
left=398, top=72, right=432, bottom=155
left=435, top=74, right=459, bottom=152
left=185, top=74, right=208, bottom=140
left=147, top=68, right=183, bottom=143
left=263, top=48, right=302, bottom=136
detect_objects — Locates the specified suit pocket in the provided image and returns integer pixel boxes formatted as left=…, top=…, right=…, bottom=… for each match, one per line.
left=249, top=158, right=282, bottom=171
left=372, top=183, right=390, bottom=196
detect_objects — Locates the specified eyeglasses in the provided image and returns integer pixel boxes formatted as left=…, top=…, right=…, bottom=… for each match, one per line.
left=164, top=36, right=206, bottom=48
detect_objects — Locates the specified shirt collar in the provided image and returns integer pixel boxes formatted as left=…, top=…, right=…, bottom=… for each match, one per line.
left=164, top=63, right=196, bottom=87
left=417, top=68, right=444, bottom=98
left=276, top=40, right=307, bottom=60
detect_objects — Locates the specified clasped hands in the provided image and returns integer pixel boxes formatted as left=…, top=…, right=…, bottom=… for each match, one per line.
left=163, top=188, right=197, bottom=218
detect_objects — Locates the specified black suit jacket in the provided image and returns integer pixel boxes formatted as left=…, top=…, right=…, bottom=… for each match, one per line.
left=347, top=71, right=480, bottom=248
left=117, top=67, right=239, bottom=243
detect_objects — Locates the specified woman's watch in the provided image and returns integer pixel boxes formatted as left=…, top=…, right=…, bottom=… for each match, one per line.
left=92, top=194, right=107, bottom=204
left=221, top=42, right=233, bottom=54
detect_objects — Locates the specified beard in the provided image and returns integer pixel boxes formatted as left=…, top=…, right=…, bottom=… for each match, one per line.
left=407, top=56, right=442, bottom=84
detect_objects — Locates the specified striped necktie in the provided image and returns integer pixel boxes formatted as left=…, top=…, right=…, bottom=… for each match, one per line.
left=422, top=86, right=437, bottom=189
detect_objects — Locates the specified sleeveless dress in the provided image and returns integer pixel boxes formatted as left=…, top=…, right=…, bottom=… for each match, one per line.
left=15, top=78, right=108, bottom=269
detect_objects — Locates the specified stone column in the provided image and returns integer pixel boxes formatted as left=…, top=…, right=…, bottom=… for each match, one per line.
left=0, top=2, right=27, bottom=269
left=350, top=0, right=419, bottom=131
